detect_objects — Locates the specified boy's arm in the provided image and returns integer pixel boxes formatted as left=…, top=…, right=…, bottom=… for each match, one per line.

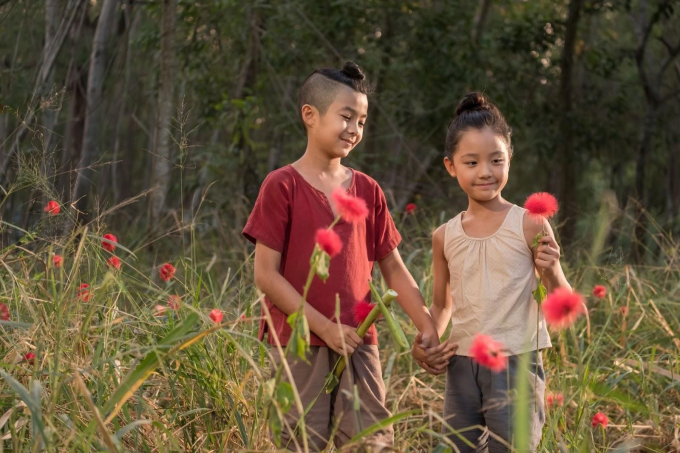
left=254, top=242, right=363, bottom=355
left=525, top=216, right=571, bottom=293
left=377, top=247, right=439, bottom=347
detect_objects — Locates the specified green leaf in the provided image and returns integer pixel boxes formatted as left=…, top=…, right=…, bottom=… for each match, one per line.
left=0, top=370, right=49, bottom=449
left=531, top=232, right=545, bottom=249
left=269, top=409, right=283, bottom=447
left=369, top=281, right=409, bottom=350
left=532, top=280, right=547, bottom=305
left=276, top=382, right=294, bottom=414
left=313, top=252, right=330, bottom=282
left=286, top=312, right=310, bottom=363
left=323, top=371, right=340, bottom=393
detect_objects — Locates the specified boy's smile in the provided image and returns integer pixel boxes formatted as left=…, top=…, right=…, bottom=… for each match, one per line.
left=305, top=84, right=368, bottom=159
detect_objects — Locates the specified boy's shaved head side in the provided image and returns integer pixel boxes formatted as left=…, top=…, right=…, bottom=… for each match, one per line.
left=298, top=62, right=370, bottom=125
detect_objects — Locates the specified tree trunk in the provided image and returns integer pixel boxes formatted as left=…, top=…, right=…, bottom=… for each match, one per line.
left=68, top=0, right=118, bottom=228
left=471, top=0, right=492, bottom=45
left=555, top=0, right=583, bottom=247
left=149, top=0, right=177, bottom=227
left=41, top=0, right=59, bottom=156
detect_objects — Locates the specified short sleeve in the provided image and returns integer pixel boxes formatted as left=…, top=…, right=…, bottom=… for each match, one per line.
left=242, top=171, right=291, bottom=253
left=374, top=186, right=402, bottom=261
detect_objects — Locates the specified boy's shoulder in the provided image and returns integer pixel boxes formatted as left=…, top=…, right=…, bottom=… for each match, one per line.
left=350, top=168, right=383, bottom=194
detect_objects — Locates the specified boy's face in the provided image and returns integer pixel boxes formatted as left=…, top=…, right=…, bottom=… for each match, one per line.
left=443, top=127, right=510, bottom=202
left=306, top=84, right=368, bottom=159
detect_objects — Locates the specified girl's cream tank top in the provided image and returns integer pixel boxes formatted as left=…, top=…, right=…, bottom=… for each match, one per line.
left=444, top=204, right=552, bottom=356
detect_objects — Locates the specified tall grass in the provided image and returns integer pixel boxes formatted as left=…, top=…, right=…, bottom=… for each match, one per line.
left=1, top=133, right=679, bottom=451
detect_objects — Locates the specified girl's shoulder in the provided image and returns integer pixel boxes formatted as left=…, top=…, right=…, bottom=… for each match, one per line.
left=433, top=213, right=465, bottom=246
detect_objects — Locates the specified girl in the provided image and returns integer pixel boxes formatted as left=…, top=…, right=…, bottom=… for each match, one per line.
left=413, top=92, right=571, bottom=452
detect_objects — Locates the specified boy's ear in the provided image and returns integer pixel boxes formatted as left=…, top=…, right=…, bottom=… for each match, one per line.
left=301, top=104, right=319, bottom=129
left=443, top=156, right=457, bottom=178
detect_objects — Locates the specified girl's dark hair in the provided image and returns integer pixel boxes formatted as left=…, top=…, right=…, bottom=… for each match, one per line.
left=297, top=62, right=370, bottom=120
left=444, top=92, right=512, bottom=159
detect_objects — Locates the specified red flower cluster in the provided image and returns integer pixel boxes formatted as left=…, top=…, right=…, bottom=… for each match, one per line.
left=591, top=412, right=608, bottom=428
left=0, top=302, right=9, bottom=321
left=592, top=285, right=606, bottom=299
left=102, top=233, right=118, bottom=252
left=315, top=229, right=343, bottom=257
left=542, top=288, right=585, bottom=329
left=470, top=334, right=507, bottom=372
left=546, top=393, right=564, bottom=408
left=44, top=200, right=60, bottom=216
left=22, top=352, right=36, bottom=365
left=53, top=254, right=63, bottom=268
left=168, top=295, right=181, bottom=311
left=524, top=192, right=559, bottom=222
left=209, top=309, right=223, bottom=324
left=353, top=300, right=379, bottom=325
left=331, top=188, right=369, bottom=223
left=107, top=256, right=121, bottom=270
left=159, top=263, right=176, bottom=282
left=77, top=283, right=92, bottom=302
left=405, top=203, right=417, bottom=214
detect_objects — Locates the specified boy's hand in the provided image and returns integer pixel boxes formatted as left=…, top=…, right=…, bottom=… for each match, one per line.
left=320, top=323, right=363, bottom=355
left=535, top=236, right=560, bottom=276
left=417, top=328, right=441, bottom=349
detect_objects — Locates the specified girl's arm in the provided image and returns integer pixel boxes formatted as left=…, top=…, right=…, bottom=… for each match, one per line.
left=430, top=224, right=453, bottom=338
left=524, top=216, right=571, bottom=293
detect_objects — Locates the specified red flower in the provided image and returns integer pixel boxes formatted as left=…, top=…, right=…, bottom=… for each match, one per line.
left=102, top=233, right=117, bottom=252
left=592, top=285, right=606, bottom=299
left=524, top=192, right=559, bottom=222
left=620, top=306, right=629, bottom=316
left=331, top=188, right=369, bottom=223
left=53, top=254, right=63, bottom=268
left=240, top=314, right=246, bottom=321
left=209, top=309, right=223, bottom=324
left=353, top=300, right=379, bottom=325
left=77, top=283, right=92, bottom=302
left=168, top=295, right=181, bottom=311
left=22, top=352, right=36, bottom=365
left=315, top=229, right=343, bottom=257
left=542, top=288, right=585, bottom=328
left=547, top=393, right=564, bottom=408
left=591, top=412, right=608, bottom=428
left=153, top=305, right=167, bottom=317
left=470, top=334, right=507, bottom=372
left=106, top=256, right=121, bottom=270
left=405, top=203, right=417, bottom=214
left=0, top=302, right=9, bottom=321
left=44, top=200, right=60, bottom=215
left=159, top=263, right=176, bottom=282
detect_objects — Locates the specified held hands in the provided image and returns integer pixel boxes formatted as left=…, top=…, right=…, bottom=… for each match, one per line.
left=321, top=322, right=363, bottom=355
left=412, top=331, right=458, bottom=375
left=535, top=236, right=560, bottom=276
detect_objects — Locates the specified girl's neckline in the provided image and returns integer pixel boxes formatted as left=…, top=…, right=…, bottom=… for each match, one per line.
left=287, top=164, right=356, bottom=220
left=458, top=204, right=516, bottom=240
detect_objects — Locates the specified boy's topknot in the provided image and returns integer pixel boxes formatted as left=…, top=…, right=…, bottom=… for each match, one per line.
left=445, top=92, right=513, bottom=158
left=297, top=62, right=370, bottom=127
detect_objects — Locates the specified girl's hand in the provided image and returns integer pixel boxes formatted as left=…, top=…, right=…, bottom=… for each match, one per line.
left=535, top=236, right=561, bottom=276
left=412, top=332, right=457, bottom=375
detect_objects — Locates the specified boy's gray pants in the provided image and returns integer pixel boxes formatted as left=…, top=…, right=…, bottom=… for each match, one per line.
left=443, top=352, right=546, bottom=452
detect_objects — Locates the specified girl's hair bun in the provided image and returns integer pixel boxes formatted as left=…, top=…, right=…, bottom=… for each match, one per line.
left=341, top=61, right=365, bottom=81
left=455, top=92, right=488, bottom=116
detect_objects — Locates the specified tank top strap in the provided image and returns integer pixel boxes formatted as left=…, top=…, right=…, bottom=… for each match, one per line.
left=444, top=212, right=464, bottom=249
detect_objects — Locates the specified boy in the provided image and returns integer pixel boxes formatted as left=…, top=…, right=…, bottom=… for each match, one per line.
left=243, top=62, right=449, bottom=451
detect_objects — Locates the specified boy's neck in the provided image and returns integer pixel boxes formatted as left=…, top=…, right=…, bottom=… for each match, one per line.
left=465, top=194, right=511, bottom=216
left=294, top=145, right=344, bottom=175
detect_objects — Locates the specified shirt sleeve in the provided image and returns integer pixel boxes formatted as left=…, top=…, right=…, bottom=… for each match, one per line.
left=373, top=185, right=402, bottom=261
left=242, top=172, right=291, bottom=253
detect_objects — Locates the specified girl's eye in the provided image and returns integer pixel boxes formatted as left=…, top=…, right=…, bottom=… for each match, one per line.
left=466, top=162, right=477, bottom=166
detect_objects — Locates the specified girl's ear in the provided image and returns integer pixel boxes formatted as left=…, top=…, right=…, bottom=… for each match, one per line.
left=443, top=156, right=457, bottom=178
left=301, top=104, right=318, bottom=129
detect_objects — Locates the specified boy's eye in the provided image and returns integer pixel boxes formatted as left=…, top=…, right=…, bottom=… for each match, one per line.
left=493, top=159, right=504, bottom=164
left=341, top=115, right=351, bottom=120
left=359, top=122, right=365, bottom=127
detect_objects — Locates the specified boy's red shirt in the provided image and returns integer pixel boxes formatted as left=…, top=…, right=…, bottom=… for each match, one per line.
left=243, top=164, right=401, bottom=347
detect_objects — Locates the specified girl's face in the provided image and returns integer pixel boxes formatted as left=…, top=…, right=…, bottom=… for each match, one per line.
left=443, top=126, right=510, bottom=202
